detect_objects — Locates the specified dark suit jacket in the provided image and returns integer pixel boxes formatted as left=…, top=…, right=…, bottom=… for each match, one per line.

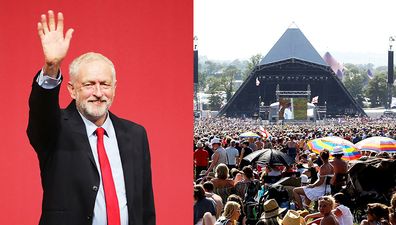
left=27, top=73, right=155, bottom=225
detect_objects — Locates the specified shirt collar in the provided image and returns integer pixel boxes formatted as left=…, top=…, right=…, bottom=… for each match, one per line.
left=79, top=112, right=114, bottom=137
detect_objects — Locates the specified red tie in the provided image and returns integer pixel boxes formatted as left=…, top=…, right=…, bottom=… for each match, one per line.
left=96, top=127, right=120, bottom=225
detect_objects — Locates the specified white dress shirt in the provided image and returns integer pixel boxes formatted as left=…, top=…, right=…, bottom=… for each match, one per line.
left=37, top=71, right=128, bottom=225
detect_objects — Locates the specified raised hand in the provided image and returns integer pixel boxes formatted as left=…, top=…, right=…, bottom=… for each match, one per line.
left=38, top=10, right=74, bottom=77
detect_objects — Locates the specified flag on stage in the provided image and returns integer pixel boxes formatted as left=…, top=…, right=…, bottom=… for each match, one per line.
left=258, top=126, right=271, bottom=138
left=311, top=96, right=319, bottom=104
left=323, top=52, right=344, bottom=80
left=367, top=69, right=374, bottom=79
left=256, top=77, right=260, bottom=86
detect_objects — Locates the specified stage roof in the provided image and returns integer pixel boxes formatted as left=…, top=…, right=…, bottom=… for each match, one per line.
left=259, top=28, right=327, bottom=66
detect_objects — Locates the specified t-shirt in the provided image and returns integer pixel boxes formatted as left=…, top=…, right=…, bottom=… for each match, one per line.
left=225, top=147, right=239, bottom=165
left=336, top=204, right=353, bottom=225
left=213, top=147, right=227, bottom=165
left=194, top=149, right=209, bottom=167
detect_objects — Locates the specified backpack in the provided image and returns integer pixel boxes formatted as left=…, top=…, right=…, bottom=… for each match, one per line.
left=244, top=181, right=261, bottom=224
left=244, top=180, right=259, bottom=202
left=244, top=201, right=260, bottom=224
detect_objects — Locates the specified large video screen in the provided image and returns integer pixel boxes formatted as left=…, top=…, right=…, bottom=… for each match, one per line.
left=279, top=98, right=308, bottom=120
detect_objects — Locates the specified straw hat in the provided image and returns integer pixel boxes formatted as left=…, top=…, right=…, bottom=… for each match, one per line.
left=260, top=199, right=287, bottom=219
left=281, top=210, right=306, bottom=225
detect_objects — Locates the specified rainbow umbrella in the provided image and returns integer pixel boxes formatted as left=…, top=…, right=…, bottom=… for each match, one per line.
left=307, top=136, right=361, bottom=161
left=355, top=136, right=396, bottom=153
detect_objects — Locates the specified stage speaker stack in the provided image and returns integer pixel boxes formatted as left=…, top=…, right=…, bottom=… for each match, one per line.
left=388, top=51, right=394, bottom=84
left=194, top=50, right=198, bottom=84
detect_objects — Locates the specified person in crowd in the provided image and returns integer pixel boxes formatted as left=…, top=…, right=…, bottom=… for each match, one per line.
left=215, top=201, right=241, bottom=225
left=211, top=163, right=235, bottom=203
left=239, top=141, right=253, bottom=169
left=205, top=141, right=215, bottom=159
left=264, top=139, right=273, bottom=149
left=309, top=153, right=323, bottom=167
left=298, top=137, right=307, bottom=152
left=317, top=196, right=339, bottom=225
left=203, top=181, right=224, bottom=219
left=206, top=138, right=228, bottom=175
left=226, top=140, right=240, bottom=170
left=360, top=203, right=390, bottom=225
left=256, top=139, right=264, bottom=150
left=234, top=166, right=261, bottom=200
left=230, top=168, right=241, bottom=179
left=304, top=159, right=318, bottom=185
left=304, top=193, right=352, bottom=225
left=256, top=199, right=287, bottom=225
left=330, top=147, right=349, bottom=194
left=249, top=138, right=258, bottom=152
left=286, top=135, right=298, bottom=161
left=227, top=194, right=247, bottom=225
left=293, top=150, right=334, bottom=210
left=194, top=184, right=217, bottom=225
left=195, top=142, right=209, bottom=179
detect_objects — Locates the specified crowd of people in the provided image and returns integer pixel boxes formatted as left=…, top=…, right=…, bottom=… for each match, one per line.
left=193, top=116, right=396, bottom=225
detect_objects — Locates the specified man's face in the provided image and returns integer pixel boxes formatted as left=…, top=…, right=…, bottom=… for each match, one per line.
left=67, top=60, right=116, bottom=125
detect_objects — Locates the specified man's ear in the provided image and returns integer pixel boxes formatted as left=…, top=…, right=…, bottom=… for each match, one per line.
left=67, top=82, right=76, bottom=99
left=113, top=80, right=117, bottom=96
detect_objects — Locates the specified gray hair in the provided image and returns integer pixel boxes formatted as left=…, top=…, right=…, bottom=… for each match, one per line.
left=69, top=52, right=116, bottom=82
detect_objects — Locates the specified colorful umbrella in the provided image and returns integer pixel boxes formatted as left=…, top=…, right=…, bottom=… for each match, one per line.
left=355, top=136, right=396, bottom=153
left=239, top=131, right=260, bottom=138
left=307, top=136, right=361, bottom=161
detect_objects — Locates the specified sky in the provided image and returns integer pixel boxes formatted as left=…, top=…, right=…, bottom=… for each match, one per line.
left=194, top=0, right=396, bottom=67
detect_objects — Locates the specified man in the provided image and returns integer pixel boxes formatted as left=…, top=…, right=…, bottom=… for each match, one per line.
left=225, top=140, right=239, bottom=170
left=27, top=10, right=155, bottom=225
left=330, top=146, right=348, bottom=194
left=205, top=138, right=227, bottom=175
left=194, top=185, right=216, bottom=225
left=238, top=141, right=253, bottom=169
left=194, top=142, right=209, bottom=180
left=202, top=181, right=223, bottom=218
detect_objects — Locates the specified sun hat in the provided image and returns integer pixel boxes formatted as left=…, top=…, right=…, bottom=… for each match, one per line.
left=260, top=199, right=287, bottom=219
left=281, top=210, right=306, bottom=225
left=332, top=146, right=344, bottom=155
left=210, top=138, right=221, bottom=145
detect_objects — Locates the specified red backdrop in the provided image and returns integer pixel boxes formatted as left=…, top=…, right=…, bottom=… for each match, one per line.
left=0, top=1, right=192, bottom=224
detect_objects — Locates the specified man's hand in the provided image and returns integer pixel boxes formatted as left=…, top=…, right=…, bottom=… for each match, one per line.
left=38, top=10, right=74, bottom=77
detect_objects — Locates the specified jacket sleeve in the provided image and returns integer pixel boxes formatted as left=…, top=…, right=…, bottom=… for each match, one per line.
left=26, top=71, right=62, bottom=157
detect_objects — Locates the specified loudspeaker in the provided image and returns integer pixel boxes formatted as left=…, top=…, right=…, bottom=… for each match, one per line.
left=194, top=50, right=198, bottom=84
left=388, top=51, right=394, bottom=84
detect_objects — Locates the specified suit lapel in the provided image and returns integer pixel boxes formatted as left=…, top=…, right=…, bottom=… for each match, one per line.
left=109, top=112, right=136, bottom=198
left=64, top=101, right=98, bottom=169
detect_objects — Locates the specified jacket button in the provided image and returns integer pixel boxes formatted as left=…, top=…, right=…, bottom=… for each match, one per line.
left=87, top=215, right=92, bottom=220
left=92, top=185, right=98, bottom=191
